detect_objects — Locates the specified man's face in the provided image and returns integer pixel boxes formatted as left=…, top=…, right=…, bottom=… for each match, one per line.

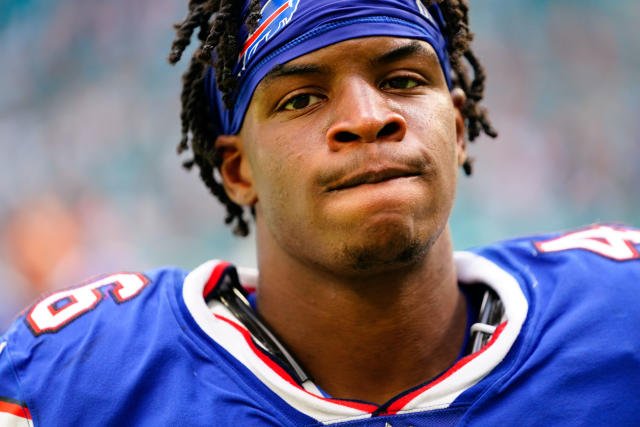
left=221, top=36, right=466, bottom=275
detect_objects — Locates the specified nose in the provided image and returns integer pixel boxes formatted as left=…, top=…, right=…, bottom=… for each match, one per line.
left=326, top=78, right=407, bottom=150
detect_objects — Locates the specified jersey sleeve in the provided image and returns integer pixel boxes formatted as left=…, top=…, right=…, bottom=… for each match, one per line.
left=0, top=338, right=33, bottom=427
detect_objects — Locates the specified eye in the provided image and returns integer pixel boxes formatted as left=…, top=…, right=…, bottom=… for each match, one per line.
left=381, top=76, right=422, bottom=90
left=281, top=93, right=323, bottom=111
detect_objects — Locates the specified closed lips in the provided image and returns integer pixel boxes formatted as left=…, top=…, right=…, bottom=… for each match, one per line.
left=328, top=168, right=422, bottom=191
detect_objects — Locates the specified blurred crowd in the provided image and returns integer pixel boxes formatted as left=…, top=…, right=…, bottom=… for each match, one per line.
left=0, top=0, right=638, bottom=328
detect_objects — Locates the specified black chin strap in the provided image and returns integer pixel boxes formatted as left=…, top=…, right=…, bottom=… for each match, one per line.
left=209, top=272, right=311, bottom=385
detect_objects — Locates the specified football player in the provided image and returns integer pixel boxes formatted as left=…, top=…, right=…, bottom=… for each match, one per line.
left=1, top=0, right=639, bottom=425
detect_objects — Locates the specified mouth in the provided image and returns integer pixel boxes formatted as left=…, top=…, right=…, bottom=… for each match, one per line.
left=327, top=168, right=423, bottom=192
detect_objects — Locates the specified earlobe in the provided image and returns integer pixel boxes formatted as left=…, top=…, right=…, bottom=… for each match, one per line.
left=451, top=88, right=468, bottom=168
left=215, top=134, right=258, bottom=206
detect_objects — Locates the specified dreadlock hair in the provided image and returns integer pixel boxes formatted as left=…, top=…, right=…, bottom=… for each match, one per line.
left=168, top=0, right=498, bottom=236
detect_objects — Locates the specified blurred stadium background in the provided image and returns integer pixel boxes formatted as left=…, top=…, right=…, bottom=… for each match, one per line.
left=1, top=0, right=638, bottom=328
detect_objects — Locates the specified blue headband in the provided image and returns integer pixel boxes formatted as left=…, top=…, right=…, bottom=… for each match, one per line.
left=205, top=0, right=451, bottom=138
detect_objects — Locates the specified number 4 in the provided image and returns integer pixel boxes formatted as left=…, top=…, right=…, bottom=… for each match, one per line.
left=535, top=225, right=640, bottom=261
left=26, top=273, right=150, bottom=336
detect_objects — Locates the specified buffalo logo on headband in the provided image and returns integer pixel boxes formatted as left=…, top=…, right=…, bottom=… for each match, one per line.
left=239, top=0, right=301, bottom=72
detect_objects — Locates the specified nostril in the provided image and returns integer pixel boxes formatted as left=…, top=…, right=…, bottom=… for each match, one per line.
left=377, top=122, right=400, bottom=139
left=334, top=131, right=359, bottom=143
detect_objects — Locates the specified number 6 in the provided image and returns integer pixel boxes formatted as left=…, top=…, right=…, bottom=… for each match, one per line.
left=25, top=273, right=150, bottom=336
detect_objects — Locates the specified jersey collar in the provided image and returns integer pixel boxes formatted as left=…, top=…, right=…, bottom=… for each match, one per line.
left=180, top=252, right=528, bottom=422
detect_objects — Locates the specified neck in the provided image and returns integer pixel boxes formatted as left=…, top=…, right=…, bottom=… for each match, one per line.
left=254, top=223, right=467, bottom=405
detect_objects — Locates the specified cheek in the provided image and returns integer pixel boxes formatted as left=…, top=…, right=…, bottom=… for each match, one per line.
left=408, top=96, right=459, bottom=165
left=408, top=97, right=461, bottom=211
left=250, top=138, right=311, bottom=224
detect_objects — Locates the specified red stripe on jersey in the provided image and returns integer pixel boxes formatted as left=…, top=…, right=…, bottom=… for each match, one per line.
left=203, top=262, right=232, bottom=298
left=382, top=321, right=509, bottom=415
left=0, top=400, right=32, bottom=420
left=214, top=314, right=378, bottom=414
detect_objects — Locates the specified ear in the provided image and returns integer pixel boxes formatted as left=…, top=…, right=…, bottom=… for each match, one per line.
left=451, top=88, right=468, bottom=168
left=215, top=134, right=258, bottom=206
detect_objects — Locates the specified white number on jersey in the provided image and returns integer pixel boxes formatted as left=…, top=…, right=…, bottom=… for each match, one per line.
left=535, top=225, right=640, bottom=261
left=26, top=273, right=150, bottom=336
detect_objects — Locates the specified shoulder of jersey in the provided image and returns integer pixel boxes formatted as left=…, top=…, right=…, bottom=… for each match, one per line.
left=462, top=223, right=640, bottom=312
left=472, top=223, right=640, bottom=265
left=0, top=266, right=187, bottom=357
left=454, top=226, right=640, bottom=426
left=465, top=223, right=640, bottom=327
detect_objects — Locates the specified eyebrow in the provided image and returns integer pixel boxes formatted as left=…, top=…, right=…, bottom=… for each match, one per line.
left=370, top=41, right=439, bottom=67
left=261, top=63, right=331, bottom=85
left=260, top=41, right=438, bottom=86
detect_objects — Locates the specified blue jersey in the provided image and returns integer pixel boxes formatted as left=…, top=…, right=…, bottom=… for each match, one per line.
left=1, top=224, right=639, bottom=426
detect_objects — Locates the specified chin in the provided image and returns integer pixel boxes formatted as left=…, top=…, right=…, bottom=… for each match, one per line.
left=338, top=223, right=433, bottom=274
